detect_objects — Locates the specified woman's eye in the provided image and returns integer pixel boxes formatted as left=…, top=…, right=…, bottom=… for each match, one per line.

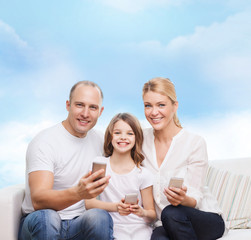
left=144, top=104, right=151, bottom=108
left=159, top=104, right=165, bottom=107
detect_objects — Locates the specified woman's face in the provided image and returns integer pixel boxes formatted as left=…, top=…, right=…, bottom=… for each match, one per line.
left=143, top=91, right=178, bottom=131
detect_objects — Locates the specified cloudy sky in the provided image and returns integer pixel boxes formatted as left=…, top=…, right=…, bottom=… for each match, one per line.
left=1, top=0, right=251, bottom=188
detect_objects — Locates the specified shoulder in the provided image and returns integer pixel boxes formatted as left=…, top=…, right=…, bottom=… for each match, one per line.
left=87, top=129, right=104, bottom=141
left=136, top=166, right=154, bottom=185
left=179, top=129, right=206, bottom=146
left=29, top=123, right=61, bottom=146
left=142, top=128, right=154, bottom=143
left=137, top=165, right=153, bottom=177
left=143, top=127, right=153, bottom=137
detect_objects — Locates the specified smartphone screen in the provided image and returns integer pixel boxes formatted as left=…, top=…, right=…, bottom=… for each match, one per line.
left=124, top=193, right=138, bottom=204
left=92, top=162, right=106, bottom=181
left=168, top=177, right=184, bottom=188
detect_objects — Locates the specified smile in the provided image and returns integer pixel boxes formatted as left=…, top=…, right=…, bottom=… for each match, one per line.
left=117, top=142, right=129, bottom=146
left=79, top=119, right=89, bottom=124
left=151, top=117, right=163, bottom=123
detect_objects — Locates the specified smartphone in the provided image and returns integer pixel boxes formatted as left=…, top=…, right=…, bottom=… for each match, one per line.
left=168, top=177, right=184, bottom=188
left=91, top=162, right=107, bottom=181
left=124, top=193, right=138, bottom=204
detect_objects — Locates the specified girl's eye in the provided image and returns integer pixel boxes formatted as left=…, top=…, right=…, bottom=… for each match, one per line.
left=114, top=131, right=120, bottom=135
left=128, top=132, right=134, bottom=135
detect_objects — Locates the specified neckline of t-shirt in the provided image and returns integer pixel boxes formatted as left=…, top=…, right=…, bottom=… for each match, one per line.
left=108, top=158, right=138, bottom=177
left=59, top=122, right=88, bottom=142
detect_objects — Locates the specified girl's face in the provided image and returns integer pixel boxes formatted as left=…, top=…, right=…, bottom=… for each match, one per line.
left=111, top=120, right=136, bottom=154
left=143, top=91, right=178, bottom=131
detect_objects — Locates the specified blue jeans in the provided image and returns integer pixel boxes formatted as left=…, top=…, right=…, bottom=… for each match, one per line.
left=18, top=208, right=113, bottom=240
left=151, top=205, right=225, bottom=240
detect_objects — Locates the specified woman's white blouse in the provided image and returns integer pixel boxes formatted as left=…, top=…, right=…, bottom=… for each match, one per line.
left=142, top=128, right=222, bottom=223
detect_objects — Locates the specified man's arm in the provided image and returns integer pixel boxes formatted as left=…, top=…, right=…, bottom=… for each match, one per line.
left=30, top=169, right=110, bottom=211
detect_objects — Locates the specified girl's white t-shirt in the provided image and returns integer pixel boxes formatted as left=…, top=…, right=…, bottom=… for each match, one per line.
left=93, top=156, right=153, bottom=225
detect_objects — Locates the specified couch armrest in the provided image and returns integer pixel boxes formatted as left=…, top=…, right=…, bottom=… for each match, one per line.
left=0, top=184, right=25, bottom=240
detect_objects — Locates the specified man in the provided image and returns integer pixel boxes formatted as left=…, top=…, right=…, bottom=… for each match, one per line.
left=19, top=81, right=113, bottom=240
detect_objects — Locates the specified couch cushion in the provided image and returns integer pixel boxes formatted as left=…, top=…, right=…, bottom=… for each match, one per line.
left=206, top=167, right=251, bottom=229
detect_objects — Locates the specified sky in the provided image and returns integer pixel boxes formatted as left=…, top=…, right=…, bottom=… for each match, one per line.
left=0, top=0, right=251, bottom=188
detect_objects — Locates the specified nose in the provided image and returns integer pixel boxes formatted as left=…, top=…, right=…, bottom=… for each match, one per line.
left=150, top=106, right=158, bottom=116
left=81, top=107, right=89, bottom=118
left=120, top=133, right=127, bottom=139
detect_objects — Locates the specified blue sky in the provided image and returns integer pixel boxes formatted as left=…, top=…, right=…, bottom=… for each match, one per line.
left=1, top=0, right=251, bottom=188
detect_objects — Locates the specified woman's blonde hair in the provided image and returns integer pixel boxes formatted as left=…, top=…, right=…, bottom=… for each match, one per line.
left=104, top=113, right=144, bottom=167
left=142, top=77, right=182, bottom=128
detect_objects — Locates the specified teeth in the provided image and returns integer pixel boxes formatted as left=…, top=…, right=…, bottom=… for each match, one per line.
left=80, top=120, right=88, bottom=123
left=152, top=118, right=162, bottom=121
left=118, top=142, right=128, bottom=146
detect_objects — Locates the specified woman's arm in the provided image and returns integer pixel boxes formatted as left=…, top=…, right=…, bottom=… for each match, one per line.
left=130, top=186, right=156, bottom=223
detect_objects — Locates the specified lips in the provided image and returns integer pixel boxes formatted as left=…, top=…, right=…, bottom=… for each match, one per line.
left=117, top=142, right=129, bottom=146
left=150, top=117, right=163, bottom=124
left=78, top=119, right=89, bottom=125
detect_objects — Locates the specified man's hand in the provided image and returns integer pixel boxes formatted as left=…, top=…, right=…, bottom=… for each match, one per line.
left=74, top=169, right=110, bottom=200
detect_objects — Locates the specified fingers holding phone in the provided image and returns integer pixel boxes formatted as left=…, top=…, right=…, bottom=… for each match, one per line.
left=164, top=177, right=187, bottom=206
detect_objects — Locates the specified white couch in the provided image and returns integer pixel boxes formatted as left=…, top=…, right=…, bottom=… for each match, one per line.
left=0, top=158, right=250, bottom=240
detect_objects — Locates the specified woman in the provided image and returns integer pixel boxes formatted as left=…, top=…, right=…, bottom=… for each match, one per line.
left=142, top=77, right=225, bottom=240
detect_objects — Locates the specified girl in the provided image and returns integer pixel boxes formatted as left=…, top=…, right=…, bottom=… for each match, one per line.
left=142, top=77, right=226, bottom=240
left=85, top=113, right=156, bottom=240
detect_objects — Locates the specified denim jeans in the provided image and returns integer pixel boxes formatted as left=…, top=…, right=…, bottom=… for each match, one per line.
left=151, top=205, right=225, bottom=240
left=18, top=208, right=113, bottom=240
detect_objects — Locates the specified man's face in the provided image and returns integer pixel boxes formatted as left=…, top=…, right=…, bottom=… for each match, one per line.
left=64, top=85, right=104, bottom=138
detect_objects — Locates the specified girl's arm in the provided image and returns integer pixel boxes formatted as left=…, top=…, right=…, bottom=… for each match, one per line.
left=130, top=186, right=156, bottom=223
left=85, top=198, right=118, bottom=212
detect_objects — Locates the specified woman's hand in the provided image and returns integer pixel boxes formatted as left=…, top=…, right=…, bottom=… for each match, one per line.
left=164, top=186, right=197, bottom=207
left=164, top=186, right=187, bottom=206
left=117, top=198, right=131, bottom=216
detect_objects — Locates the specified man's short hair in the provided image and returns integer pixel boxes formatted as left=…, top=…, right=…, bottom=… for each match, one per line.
left=69, top=80, right=104, bottom=103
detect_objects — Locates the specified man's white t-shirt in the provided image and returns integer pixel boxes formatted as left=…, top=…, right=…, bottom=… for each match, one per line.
left=22, top=123, right=103, bottom=220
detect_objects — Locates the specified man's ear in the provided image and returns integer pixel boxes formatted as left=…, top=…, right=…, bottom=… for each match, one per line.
left=99, top=106, right=104, bottom=117
left=66, top=100, right=70, bottom=111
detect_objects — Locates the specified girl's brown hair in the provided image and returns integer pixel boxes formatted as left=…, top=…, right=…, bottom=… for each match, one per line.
left=104, top=113, right=144, bottom=167
left=142, top=77, right=182, bottom=128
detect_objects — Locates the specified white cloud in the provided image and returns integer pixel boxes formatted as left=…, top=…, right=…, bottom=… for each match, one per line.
left=130, top=10, right=251, bottom=107
left=0, top=120, right=56, bottom=188
left=0, top=20, right=28, bottom=49
left=97, top=0, right=189, bottom=13
left=140, top=110, right=251, bottom=161
left=183, top=111, right=251, bottom=160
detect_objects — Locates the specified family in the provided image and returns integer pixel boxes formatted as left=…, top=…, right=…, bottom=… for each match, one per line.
left=18, top=78, right=226, bottom=240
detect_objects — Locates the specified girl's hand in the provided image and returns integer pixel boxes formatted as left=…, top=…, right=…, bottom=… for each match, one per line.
left=129, top=202, right=145, bottom=218
left=117, top=198, right=131, bottom=216
left=164, top=186, right=187, bottom=206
